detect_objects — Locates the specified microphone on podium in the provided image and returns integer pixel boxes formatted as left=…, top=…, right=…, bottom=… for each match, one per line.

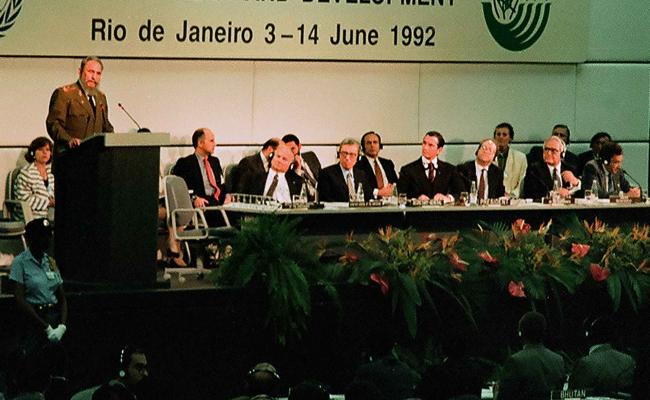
left=117, top=103, right=149, bottom=132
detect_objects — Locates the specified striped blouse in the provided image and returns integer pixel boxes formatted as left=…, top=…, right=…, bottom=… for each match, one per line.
left=13, top=163, right=55, bottom=220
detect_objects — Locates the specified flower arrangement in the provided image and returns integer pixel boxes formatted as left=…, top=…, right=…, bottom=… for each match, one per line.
left=336, top=226, right=474, bottom=338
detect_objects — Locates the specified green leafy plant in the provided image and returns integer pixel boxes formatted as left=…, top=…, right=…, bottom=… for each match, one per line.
left=337, top=227, right=475, bottom=338
left=210, top=214, right=323, bottom=345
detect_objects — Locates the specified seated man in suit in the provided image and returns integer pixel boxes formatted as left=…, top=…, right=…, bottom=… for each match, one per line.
left=281, top=134, right=321, bottom=201
left=522, top=136, right=581, bottom=201
left=318, top=138, right=372, bottom=202
left=493, top=122, right=527, bottom=198
left=568, top=316, right=635, bottom=395
left=577, top=131, right=611, bottom=177
left=397, top=131, right=463, bottom=203
left=495, top=311, right=566, bottom=400
left=230, top=138, right=279, bottom=193
left=172, top=127, right=228, bottom=207
left=356, top=131, right=398, bottom=199
left=456, top=138, right=505, bottom=200
left=581, top=141, right=640, bottom=199
left=238, top=143, right=303, bottom=203
left=527, top=124, right=579, bottom=173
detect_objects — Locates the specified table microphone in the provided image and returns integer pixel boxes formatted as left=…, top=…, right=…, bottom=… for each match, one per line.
left=623, top=169, right=646, bottom=200
left=117, top=102, right=148, bottom=132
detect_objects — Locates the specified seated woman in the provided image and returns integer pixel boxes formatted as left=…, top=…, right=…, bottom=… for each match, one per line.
left=14, top=137, right=55, bottom=220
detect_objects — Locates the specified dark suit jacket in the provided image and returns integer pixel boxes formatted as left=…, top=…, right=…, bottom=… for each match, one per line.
left=172, top=153, right=227, bottom=205
left=46, top=81, right=114, bottom=154
left=296, top=151, right=322, bottom=181
left=238, top=168, right=303, bottom=199
left=527, top=146, right=579, bottom=174
left=577, top=150, right=596, bottom=177
left=231, top=153, right=267, bottom=194
left=456, top=161, right=505, bottom=199
left=568, top=344, right=635, bottom=394
left=397, top=158, right=463, bottom=199
left=522, top=161, right=574, bottom=200
left=318, top=164, right=373, bottom=202
left=357, top=156, right=399, bottom=192
left=580, top=160, right=631, bottom=198
left=497, top=343, right=566, bottom=400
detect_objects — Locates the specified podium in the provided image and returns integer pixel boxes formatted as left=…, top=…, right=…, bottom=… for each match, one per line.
left=54, top=133, right=169, bottom=287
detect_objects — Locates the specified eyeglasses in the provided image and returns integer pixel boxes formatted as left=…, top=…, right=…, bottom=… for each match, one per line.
left=543, top=147, right=561, bottom=154
left=339, top=151, right=358, bottom=158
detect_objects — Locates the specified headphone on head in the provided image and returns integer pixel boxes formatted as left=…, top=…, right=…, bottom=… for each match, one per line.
left=360, top=131, right=383, bottom=154
left=118, top=345, right=134, bottom=378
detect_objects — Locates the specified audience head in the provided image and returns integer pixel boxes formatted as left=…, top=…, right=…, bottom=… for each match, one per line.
left=518, top=311, right=547, bottom=344
left=590, top=132, right=611, bottom=154
left=599, top=141, right=624, bottom=174
left=78, top=56, right=104, bottom=93
left=585, top=315, right=617, bottom=345
left=475, top=138, right=497, bottom=167
left=270, top=143, right=294, bottom=173
left=25, top=136, right=53, bottom=164
left=117, top=345, right=149, bottom=387
left=92, top=382, right=137, bottom=400
left=345, top=379, right=385, bottom=400
left=262, top=137, right=280, bottom=158
left=282, top=134, right=303, bottom=158
left=6, top=346, right=51, bottom=396
left=422, top=131, right=445, bottom=161
left=25, top=218, right=53, bottom=255
left=360, top=131, right=383, bottom=158
left=542, top=136, right=565, bottom=167
left=288, top=380, right=330, bottom=400
left=493, top=122, right=514, bottom=151
left=337, top=138, right=360, bottom=170
left=246, top=362, right=281, bottom=397
left=551, top=124, right=571, bottom=145
left=191, top=128, right=216, bottom=156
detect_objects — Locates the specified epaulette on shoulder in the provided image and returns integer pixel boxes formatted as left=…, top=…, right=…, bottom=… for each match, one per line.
left=62, top=84, right=77, bottom=93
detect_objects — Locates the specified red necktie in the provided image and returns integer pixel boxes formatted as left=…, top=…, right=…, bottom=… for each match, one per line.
left=204, top=156, right=221, bottom=201
left=428, top=162, right=436, bottom=183
left=478, top=169, right=486, bottom=200
left=374, top=160, right=384, bottom=189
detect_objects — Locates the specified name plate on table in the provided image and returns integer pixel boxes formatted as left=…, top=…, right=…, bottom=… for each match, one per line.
left=609, top=196, right=641, bottom=204
left=349, top=199, right=383, bottom=208
left=282, top=201, right=309, bottom=210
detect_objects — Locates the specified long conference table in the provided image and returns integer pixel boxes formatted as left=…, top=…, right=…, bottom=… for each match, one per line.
left=222, top=199, right=650, bottom=235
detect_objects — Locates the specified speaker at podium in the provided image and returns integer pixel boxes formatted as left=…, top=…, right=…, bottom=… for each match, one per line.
left=54, top=132, right=169, bottom=287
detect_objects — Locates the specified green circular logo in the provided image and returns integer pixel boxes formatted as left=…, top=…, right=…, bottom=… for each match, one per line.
left=483, top=0, right=551, bottom=51
left=0, top=0, right=23, bottom=39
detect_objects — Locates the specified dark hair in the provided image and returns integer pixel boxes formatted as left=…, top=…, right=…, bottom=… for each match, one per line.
left=552, top=124, right=571, bottom=144
left=281, top=134, right=300, bottom=146
left=599, top=141, right=623, bottom=163
left=590, top=131, right=611, bottom=146
left=345, top=380, right=385, bottom=400
left=262, top=138, right=280, bottom=151
left=518, top=311, right=547, bottom=343
left=424, top=131, right=445, bottom=147
left=360, top=131, right=382, bottom=154
left=191, top=128, right=206, bottom=148
left=494, top=122, right=514, bottom=140
left=585, top=315, right=616, bottom=344
left=25, top=137, right=53, bottom=163
left=80, top=56, right=104, bottom=72
left=92, top=382, right=136, bottom=400
left=289, top=381, right=330, bottom=400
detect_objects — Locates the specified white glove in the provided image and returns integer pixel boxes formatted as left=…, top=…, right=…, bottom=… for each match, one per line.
left=45, top=325, right=58, bottom=342
left=52, top=324, right=67, bottom=341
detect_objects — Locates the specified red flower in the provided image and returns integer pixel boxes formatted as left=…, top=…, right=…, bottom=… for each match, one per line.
left=571, top=243, right=590, bottom=258
left=338, top=252, right=359, bottom=265
left=479, top=251, right=499, bottom=268
left=370, top=273, right=390, bottom=295
left=508, top=281, right=526, bottom=298
left=512, top=219, right=531, bottom=236
left=449, top=252, right=469, bottom=272
left=590, top=263, right=610, bottom=282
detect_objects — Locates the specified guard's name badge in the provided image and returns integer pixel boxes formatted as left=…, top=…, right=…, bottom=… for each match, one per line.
left=46, top=271, right=56, bottom=280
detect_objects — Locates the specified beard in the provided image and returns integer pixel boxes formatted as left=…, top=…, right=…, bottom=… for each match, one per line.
left=78, top=78, right=99, bottom=96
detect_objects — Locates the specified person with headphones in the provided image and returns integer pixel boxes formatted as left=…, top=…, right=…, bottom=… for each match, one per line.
left=493, top=122, right=527, bottom=198
left=527, top=124, right=580, bottom=173
left=522, top=136, right=581, bottom=201
left=13, top=137, right=56, bottom=220
left=577, top=132, right=611, bottom=176
left=230, top=138, right=280, bottom=194
left=580, top=141, right=640, bottom=199
left=456, top=138, right=505, bottom=200
left=70, top=345, right=148, bottom=400
left=281, top=134, right=322, bottom=202
left=568, top=316, right=635, bottom=395
left=356, top=131, right=398, bottom=199
left=494, top=311, right=566, bottom=400
left=230, top=362, right=281, bottom=400
left=318, top=138, right=373, bottom=202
